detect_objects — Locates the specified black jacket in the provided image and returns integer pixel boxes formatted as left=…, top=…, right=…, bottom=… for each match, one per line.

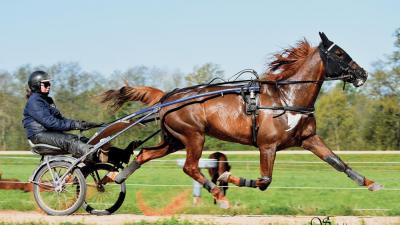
left=22, top=93, right=77, bottom=138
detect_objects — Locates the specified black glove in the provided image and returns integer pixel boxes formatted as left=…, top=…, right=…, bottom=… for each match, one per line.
left=73, top=120, right=103, bottom=130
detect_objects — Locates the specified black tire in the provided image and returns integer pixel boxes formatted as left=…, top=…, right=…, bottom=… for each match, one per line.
left=32, top=161, right=86, bottom=216
left=81, top=163, right=126, bottom=215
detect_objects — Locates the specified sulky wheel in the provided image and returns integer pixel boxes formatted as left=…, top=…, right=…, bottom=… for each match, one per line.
left=81, top=163, right=126, bottom=215
left=32, top=161, right=86, bottom=216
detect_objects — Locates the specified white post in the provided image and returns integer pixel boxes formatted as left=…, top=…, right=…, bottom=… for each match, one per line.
left=176, top=158, right=217, bottom=205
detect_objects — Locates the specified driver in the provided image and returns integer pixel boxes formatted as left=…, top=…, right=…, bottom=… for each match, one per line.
left=22, top=70, right=133, bottom=163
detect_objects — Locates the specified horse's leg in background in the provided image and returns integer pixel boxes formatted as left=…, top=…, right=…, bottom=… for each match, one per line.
left=114, top=140, right=180, bottom=183
left=301, top=135, right=383, bottom=191
left=208, top=153, right=220, bottom=204
left=208, top=153, right=220, bottom=185
left=218, top=144, right=276, bottom=191
left=216, top=153, right=231, bottom=195
left=181, top=132, right=229, bottom=209
left=208, top=152, right=231, bottom=204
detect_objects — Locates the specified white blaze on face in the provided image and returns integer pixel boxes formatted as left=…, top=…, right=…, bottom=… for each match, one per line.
left=285, top=113, right=302, bottom=131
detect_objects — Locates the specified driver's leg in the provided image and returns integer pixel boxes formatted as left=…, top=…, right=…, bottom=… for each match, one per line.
left=30, top=131, right=99, bottom=162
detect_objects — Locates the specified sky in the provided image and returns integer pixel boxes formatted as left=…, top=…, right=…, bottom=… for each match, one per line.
left=0, top=1, right=398, bottom=78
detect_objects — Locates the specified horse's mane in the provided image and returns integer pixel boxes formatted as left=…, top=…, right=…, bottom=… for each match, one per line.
left=261, top=39, right=315, bottom=80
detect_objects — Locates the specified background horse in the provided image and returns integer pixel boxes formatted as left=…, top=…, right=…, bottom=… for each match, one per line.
left=208, top=152, right=231, bottom=204
left=101, top=33, right=381, bottom=208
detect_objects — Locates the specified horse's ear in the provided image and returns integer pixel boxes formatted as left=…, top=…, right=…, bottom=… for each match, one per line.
left=319, top=32, right=333, bottom=48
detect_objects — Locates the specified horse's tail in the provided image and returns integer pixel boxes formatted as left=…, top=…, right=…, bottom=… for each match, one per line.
left=100, top=84, right=165, bottom=111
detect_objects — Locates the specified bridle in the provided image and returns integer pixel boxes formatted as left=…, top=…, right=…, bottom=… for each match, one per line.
left=318, top=42, right=366, bottom=86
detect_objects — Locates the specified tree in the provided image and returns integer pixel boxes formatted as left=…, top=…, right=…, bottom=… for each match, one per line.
left=185, top=63, right=224, bottom=86
left=315, top=85, right=365, bottom=150
left=363, top=97, right=400, bottom=150
left=366, top=28, right=400, bottom=98
left=0, top=71, right=14, bottom=94
left=362, top=28, right=400, bottom=150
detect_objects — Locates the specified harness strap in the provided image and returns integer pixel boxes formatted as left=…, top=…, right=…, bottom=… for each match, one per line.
left=257, top=105, right=315, bottom=114
left=251, top=112, right=258, bottom=147
left=242, top=82, right=260, bottom=147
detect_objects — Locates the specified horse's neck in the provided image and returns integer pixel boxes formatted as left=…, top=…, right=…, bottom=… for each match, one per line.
left=281, top=52, right=324, bottom=108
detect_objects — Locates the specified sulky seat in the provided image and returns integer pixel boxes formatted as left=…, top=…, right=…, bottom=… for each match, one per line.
left=28, top=140, right=69, bottom=155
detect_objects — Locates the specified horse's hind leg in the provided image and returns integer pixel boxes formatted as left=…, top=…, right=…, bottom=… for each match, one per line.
left=301, top=135, right=383, bottom=191
left=114, top=140, right=181, bottom=183
left=136, top=139, right=183, bottom=164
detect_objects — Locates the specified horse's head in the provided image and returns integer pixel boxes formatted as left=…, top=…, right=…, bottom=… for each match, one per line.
left=318, top=32, right=368, bottom=87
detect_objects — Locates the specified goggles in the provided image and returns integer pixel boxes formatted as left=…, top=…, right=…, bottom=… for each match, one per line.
left=41, top=81, right=51, bottom=88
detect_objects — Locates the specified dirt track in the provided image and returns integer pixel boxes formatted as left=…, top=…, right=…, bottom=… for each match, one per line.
left=1, top=211, right=400, bottom=225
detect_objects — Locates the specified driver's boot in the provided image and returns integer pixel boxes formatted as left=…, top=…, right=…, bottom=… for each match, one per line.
left=71, top=142, right=98, bottom=164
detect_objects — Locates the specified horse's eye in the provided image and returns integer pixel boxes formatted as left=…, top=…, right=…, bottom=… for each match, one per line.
left=335, top=50, right=344, bottom=57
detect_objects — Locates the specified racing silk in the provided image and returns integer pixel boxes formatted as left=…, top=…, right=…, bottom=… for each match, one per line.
left=22, top=93, right=77, bottom=138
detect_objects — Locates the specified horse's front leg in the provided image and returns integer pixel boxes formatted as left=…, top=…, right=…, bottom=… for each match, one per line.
left=218, top=144, right=276, bottom=191
left=301, top=135, right=383, bottom=191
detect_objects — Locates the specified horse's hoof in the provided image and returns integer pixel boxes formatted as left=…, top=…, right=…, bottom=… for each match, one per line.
left=259, top=185, right=268, bottom=191
left=217, top=171, right=231, bottom=183
left=217, top=199, right=230, bottom=209
left=368, top=182, right=384, bottom=191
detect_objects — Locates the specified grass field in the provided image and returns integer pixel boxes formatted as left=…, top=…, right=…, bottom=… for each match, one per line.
left=0, top=152, right=399, bottom=216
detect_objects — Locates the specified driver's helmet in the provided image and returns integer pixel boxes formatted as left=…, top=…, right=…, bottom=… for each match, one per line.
left=28, top=71, right=51, bottom=93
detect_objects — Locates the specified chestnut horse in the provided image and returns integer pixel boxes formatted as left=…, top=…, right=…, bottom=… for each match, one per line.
left=101, top=33, right=381, bottom=208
